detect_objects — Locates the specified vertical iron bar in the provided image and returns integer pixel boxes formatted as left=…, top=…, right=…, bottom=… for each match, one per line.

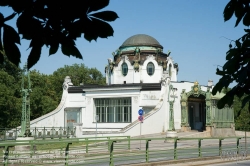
left=174, top=138, right=178, bottom=160
left=4, top=128, right=6, bottom=141
left=146, top=139, right=151, bottom=162
left=64, top=143, right=72, bottom=166
left=15, top=128, right=17, bottom=140
left=34, top=127, right=36, bottom=140
left=67, top=127, right=69, bottom=138
left=127, top=136, right=130, bottom=150
left=86, top=138, right=89, bottom=153
left=108, top=137, right=110, bottom=152
left=237, top=138, right=240, bottom=156
left=109, top=141, right=116, bottom=166
left=60, top=127, right=62, bottom=139
left=219, top=139, right=223, bottom=156
left=43, top=127, right=45, bottom=140
left=4, top=146, right=9, bottom=166
left=198, top=139, right=202, bottom=158
left=52, top=127, right=54, bottom=139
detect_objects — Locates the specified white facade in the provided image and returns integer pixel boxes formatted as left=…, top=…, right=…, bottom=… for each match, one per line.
left=30, top=34, right=221, bottom=137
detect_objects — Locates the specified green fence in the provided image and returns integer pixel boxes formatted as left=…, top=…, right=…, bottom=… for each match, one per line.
left=212, top=106, right=234, bottom=128
left=0, top=136, right=249, bottom=166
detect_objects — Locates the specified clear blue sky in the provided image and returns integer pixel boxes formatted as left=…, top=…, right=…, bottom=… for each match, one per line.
left=1, top=0, right=245, bottom=86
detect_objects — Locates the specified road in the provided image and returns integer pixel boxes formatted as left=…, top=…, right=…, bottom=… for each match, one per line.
left=75, top=138, right=250, bottom=166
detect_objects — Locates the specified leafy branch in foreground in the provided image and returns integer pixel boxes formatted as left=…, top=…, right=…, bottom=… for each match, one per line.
left=212, top=0, right=250, bottom=111
left=0, top=0, right=118, bottom=69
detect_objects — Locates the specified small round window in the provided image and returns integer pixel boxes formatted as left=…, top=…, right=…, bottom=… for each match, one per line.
left=147, top=62, right=155, bottom=76
left=121, top=63, right=128, bottom=76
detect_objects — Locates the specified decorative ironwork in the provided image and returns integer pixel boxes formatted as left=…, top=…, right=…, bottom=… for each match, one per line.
left=180, top=81, right=211, bottom=127
left=174, top=63, right=179, bottom=74
left=168, top=85, right=178, bottom=131
left=19, top=63, right=32, bottom=137
left=180, top=89, right=188, bottom=126
left=133, top=47, right=141, bottom=72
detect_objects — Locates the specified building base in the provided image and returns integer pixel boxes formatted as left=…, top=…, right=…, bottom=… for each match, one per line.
left=15, top=137, right=36, bottom=151
left=166, top=131, right=177, bottom=138
left=181, top=126, right=191, bottom=132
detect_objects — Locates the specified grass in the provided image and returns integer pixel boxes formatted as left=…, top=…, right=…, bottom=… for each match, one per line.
left=36, top=141, right=89, bottom=150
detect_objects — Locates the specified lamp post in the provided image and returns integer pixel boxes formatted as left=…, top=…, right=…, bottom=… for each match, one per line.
left=19, top=63, right=32, bottom=137
left=166, top=84, right=178, bottom=137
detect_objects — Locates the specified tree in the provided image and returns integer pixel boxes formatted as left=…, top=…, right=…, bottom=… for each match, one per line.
left=51, top=63, right=105, bottom=101
left=0, top=54, right=22, bottom=128
left=212, top=0, right=250, bottom=112
left=29, top=70, right=58, bottom=120
left=234, top=95, right=250, bottom=130
left=0, top=0, right=118, bottom=69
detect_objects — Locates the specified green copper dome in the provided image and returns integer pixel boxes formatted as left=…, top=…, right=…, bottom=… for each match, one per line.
left=120, top=34, right=163, bottom=49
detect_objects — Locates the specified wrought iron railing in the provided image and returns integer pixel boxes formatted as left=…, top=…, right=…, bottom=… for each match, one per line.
left=0, top=127, right=76, bottom=141
left=0, top=136, right=249, bottom=166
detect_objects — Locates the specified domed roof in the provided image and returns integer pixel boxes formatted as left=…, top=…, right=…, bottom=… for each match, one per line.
left=120, top=34, right=163, bottom=48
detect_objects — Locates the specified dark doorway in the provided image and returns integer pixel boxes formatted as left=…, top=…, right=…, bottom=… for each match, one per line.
left=188, top=95, right=206, bottom=131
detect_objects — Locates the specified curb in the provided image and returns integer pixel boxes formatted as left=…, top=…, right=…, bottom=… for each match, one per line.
left=117, top=156, right=250, bottom=166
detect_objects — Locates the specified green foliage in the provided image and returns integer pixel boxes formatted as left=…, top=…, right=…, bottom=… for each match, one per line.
left=0, top=55, right=21, bottom=128
left=212, top=0, right=250, bottom=113
left=0, top=0, right=118, bottom=69
left=29, top=70, right=58, bottom=120
left=51, top=63, right=105, bottom=101
left=234, top=95, right=250, bottom=130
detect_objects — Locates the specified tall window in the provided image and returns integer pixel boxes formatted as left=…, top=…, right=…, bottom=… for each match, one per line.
left=95, top=98, right=131, bottom=123
left=169, top=64, right=172, bottom=76
left=121, top=63, right=128, bottom=76
left=147, top=62, right=155, bottom=76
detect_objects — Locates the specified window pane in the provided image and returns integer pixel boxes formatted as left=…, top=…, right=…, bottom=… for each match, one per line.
left=95, top=98, right=132, bottom=123
left=122, top=63, right=128, bottom=76
left=101, top=107, right=106, bottom=122
left=96, top=107, right=100, bottom=122
left=147, top=62, right=155, bottom=76
left=65, top=109, right=81, bottom=128
left=107, top=106, right=114, bottom=122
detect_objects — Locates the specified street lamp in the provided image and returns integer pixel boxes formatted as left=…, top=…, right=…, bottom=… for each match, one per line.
left=166, top=84, right=178, bottom=138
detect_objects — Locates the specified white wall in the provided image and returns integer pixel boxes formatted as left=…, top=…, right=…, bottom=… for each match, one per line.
left=139, top=90, right=161, bottom=107
left=30, top=75, right=210, bottom=137
left=141, top=55, right=162, bottom=83
left=122, top=82, right=170, bottom=136
left=30, top=87, right=68, bottom=128
left=81, top=88, right=141, bottom=131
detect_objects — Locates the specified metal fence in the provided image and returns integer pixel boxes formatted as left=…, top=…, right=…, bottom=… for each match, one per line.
left=1, top=136, right=249, bottom=166
left=0, top=127, right=76, bottom=141
left=212, top=106, right=234, bottom=128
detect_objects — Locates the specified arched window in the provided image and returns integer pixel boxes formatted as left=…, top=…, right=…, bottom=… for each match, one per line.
left=169, top=64, right=172, bottom=76
left=121, top=63, right=128, bottom=76
left=147, top=62, right=155, bottom=76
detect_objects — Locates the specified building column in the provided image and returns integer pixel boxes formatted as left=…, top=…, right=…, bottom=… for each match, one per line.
left=180, top=89, right=190, bottom=131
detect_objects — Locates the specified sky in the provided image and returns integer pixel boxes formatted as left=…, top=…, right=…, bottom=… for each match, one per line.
left=0, top=0, right=246, bottom=86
